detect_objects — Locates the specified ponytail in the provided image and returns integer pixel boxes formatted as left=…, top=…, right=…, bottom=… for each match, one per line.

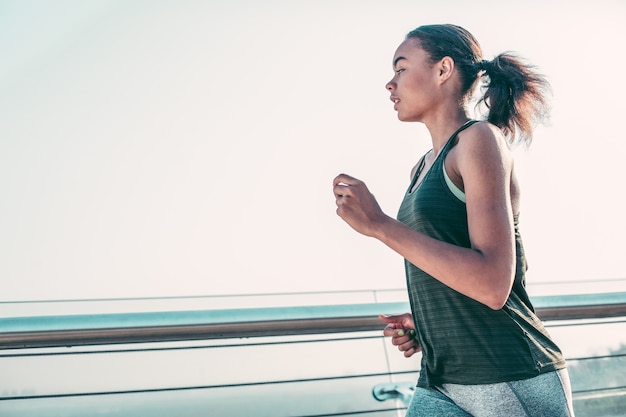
left=478, top=53, right=551, bottom=145
left=406, top=24, right=551, bottom=145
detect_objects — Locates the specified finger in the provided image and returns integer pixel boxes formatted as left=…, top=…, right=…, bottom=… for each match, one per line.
left=397, top=339, right=416, bottom=352
left=333, top=173, right=361, bottom=187
left=333, top=183, right=353, bottom=199
left=390, top=333, right=411, bottom=346
left=404, top=347, right=416, bottom=358
left=382, top=323, right=403, bottom=337
left=404, top=343, right=423, bottom=357
left=378, top=314, right=404, bottom=324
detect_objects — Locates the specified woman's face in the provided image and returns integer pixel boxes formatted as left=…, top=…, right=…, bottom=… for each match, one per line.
left=386, top=39, right=439, bottom=122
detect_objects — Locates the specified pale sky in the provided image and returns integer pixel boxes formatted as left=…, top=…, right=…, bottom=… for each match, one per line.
left=1, top=0, right=625, bottom=302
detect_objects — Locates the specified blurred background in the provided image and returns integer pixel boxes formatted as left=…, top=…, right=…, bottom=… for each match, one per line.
left=1, top=0, right=625, bottom=302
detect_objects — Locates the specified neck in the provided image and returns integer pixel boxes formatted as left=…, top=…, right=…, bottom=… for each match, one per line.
left=424, top=111, right=471, bottom=156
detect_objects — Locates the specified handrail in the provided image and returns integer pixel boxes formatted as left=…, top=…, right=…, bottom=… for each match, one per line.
left=1, top=292, right=626, bottom=349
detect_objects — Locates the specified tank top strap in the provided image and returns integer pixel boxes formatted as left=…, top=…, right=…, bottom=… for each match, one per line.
left=440, top=119, right=480, bottom=158
left=407, top=120, right=480, bottom=195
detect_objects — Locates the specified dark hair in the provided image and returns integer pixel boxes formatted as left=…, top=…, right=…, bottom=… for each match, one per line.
left=406, top=24, right=550, bottom=144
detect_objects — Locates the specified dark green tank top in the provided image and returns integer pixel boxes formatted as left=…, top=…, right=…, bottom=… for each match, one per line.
left=397, top=121, right=565, bottom=387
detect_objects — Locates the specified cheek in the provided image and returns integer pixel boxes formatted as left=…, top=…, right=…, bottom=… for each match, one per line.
left=401, top=83, right=424, bottom=106
left=401, top=77, right=422, bottom=97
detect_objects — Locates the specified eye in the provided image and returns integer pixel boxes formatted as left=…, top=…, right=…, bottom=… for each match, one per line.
left=395, top=68, right=405, bottom=74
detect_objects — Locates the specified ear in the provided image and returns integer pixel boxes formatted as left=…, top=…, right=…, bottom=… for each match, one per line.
left=437, top=56, right=455, bottom=83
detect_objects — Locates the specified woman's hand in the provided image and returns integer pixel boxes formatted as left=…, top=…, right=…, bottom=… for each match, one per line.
left=379, top=313, right=421, bottom=358
left=333, top=173, right=390, bottom=237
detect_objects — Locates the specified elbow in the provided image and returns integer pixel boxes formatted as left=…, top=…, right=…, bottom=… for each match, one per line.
left=483, top=286, right=510, bottom=310
left=465, top=245, right=516, bottom=310
left=483, top=270, right=515, bottom=311
left=486, top=296, right=508, bottom=311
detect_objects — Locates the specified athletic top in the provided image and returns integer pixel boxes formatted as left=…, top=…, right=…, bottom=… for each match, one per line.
left=397, top=120, right=566, bottom=387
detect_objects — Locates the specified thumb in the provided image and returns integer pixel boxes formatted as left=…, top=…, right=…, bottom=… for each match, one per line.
left=378, top=314, right=403, bottom=324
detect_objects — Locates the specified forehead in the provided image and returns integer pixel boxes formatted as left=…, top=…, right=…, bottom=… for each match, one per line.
left=392, top=38, right=429, bottom=65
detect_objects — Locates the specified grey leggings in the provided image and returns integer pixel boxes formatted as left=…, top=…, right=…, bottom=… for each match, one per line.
left=406, top=369, right=575, bottom=417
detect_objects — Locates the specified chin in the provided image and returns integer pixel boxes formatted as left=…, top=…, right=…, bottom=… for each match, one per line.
left=397, top=113, right=419, bottom=123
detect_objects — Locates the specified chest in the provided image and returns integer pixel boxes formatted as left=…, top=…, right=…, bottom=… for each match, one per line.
left=398, top=159, right=469, bottom=247
left=410, top=152, right=435, bottom=193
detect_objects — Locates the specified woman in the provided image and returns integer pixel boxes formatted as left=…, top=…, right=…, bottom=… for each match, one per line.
left=333, top=24, right=575, bottom=416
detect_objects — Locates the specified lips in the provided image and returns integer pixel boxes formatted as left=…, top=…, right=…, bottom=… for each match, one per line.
left=390, top=96, right=400, bottom=109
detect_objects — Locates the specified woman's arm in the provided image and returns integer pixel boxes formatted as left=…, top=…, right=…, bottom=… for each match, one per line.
left=333, top=123, right=515, bottom=310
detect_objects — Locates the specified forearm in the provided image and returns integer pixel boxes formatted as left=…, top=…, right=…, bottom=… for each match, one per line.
left=373, top=216, right=514, bottom=309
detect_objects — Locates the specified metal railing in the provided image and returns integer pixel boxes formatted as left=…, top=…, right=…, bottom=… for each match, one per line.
left=2, top=291, right=626, bottom=349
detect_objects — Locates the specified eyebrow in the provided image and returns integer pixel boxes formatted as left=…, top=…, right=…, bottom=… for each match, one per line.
left=393, top=56, right=407, bottom=68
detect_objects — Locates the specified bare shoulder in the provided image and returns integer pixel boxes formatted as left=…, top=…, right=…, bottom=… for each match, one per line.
left=459, top=121, right=507, bottom=150
left=451, top=121, right=512, bottom=167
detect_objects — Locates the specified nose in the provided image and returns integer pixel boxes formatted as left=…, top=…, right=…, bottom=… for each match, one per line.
left=386, top=80, right=395, bottom=92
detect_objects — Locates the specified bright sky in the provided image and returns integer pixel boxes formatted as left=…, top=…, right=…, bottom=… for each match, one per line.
left=1, top=0, right=625, bottom=302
